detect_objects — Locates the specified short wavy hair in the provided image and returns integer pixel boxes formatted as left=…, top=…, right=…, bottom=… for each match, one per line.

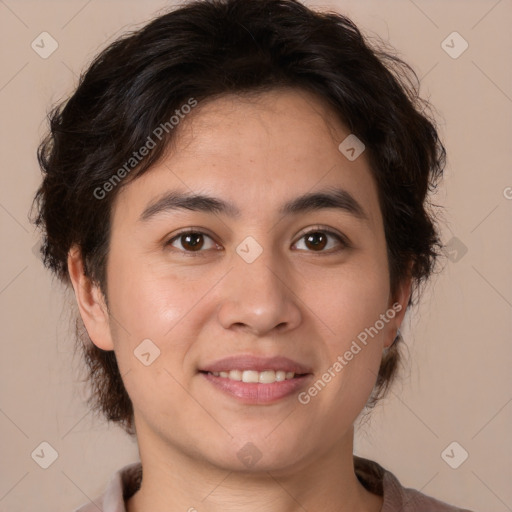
left=31, top=0, right=446, bottom=436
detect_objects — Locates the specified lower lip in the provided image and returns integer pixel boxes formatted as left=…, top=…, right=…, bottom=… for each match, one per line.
left=201, top=372, right=311, bottom=404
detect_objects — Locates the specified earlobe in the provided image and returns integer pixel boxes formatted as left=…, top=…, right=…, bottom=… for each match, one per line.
left=384, top=276, right=412, bottom=349
left=67, top=245, right=114, bottom=351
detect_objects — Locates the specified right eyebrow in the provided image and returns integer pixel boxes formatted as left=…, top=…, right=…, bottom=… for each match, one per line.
left=139, top=191, right=241, bottom=222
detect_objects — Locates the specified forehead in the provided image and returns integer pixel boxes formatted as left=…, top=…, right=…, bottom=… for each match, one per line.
left=172, top=88, right=348, bottom=157
left=111, top=88, right=382, bottom=229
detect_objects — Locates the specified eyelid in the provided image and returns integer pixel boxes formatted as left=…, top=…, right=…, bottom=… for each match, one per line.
left=166, top=227, right=216, bottom=242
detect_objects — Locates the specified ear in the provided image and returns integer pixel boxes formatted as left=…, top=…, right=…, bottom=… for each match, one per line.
left=383, top=274, right=412, bottom=349
left=67, top=245, right=114, bottom=351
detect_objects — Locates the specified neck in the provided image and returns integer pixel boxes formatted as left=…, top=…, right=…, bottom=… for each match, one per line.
left=126, top=425, right=382, bottom=512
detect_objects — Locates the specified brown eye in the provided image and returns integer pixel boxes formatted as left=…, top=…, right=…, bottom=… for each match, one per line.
left=167, top=231, right=217, bottom=253
left=294, top=229, right=348, bottom=253
left=305, top=232, right=328, bottom=251
left=180, top=233, right=204, bottom=251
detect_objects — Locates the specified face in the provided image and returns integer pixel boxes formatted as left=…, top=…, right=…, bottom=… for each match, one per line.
left=74, top=88, right=409, bottom=474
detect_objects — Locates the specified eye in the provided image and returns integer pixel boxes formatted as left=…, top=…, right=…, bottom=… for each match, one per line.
left=166, top=230, right=219, bottom=253
left=293, top=228, right=349, bottom=253
left=165, top=227, right=349, bottom=255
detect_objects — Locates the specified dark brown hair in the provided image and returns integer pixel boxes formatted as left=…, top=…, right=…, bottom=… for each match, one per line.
left=31, top=0, right=446, bottom=436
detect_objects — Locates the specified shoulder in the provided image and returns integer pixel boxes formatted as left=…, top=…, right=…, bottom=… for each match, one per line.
left=72, top=462, right=142, bottom=512
left=354, top=456, right=476, bottom=512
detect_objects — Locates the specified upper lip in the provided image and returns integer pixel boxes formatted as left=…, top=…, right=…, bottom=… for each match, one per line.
left=200, top=355, right=312, bottom=374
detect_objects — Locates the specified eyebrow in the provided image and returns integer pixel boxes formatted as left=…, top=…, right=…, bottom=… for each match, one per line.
left=139, top=186, right=369, bottom=223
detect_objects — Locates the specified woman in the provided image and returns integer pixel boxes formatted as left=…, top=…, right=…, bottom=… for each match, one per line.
left=32, top=0, right=474, bottom=510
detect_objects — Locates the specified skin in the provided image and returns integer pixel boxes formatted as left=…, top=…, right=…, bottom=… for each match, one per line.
left=68, top=88, right=411, bottom=512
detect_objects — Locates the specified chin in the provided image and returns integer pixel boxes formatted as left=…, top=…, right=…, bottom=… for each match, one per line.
left=225, top=437, right=313, bottom=474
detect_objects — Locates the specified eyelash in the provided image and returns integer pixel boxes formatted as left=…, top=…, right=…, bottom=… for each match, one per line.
left=164, top=226, right=350, bottom=256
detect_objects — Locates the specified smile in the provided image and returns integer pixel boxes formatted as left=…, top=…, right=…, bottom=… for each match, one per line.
left=207, top=369, right=296, bottom=383
left=200, top=372, right=312, bottom=404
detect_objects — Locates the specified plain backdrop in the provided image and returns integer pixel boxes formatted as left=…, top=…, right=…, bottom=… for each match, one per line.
left=0, top=1, right=511, bottom=511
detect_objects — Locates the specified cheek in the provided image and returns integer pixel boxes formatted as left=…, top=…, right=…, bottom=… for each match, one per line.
left=106, top=251, right=204, bottom=339
left=104, top=256, right=202, bottom=420
left=309, top=249, right=391, bottom=405
left=318, top=254, right=391, bottom=347
left=104, top=251, right=214, bottom=390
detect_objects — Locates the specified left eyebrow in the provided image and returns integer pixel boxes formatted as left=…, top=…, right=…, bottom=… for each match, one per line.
left=280, top=186, right=369, bottom=221
left=139, top=186, right=369, bottom=223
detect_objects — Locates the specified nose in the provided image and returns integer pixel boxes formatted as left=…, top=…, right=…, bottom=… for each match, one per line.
left=216, top=247, right=302, bottom=337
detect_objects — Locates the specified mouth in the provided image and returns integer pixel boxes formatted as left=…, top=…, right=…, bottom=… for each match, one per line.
left=201, top=369, right=302, bottom=383
left=199, top=355, right=313, bottom=404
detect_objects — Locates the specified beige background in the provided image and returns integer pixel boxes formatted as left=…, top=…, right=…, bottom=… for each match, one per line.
left=1, top=0, right=511, bottom=511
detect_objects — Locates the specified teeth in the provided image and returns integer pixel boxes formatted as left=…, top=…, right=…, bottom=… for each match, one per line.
left=245, top=370, right=261, bottom=383
left=210, top=369, right=297, bottom=383
left=275, top=370, right=286, bottom=382
left=259, top=370, right=275, bottom=383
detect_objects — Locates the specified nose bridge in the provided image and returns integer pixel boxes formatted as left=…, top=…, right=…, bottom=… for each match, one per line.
left=240, top=248, right=284, bottom=298
left=217, top=240, right=301, bottom=335
left=235, top=232, right=283, bottom=286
